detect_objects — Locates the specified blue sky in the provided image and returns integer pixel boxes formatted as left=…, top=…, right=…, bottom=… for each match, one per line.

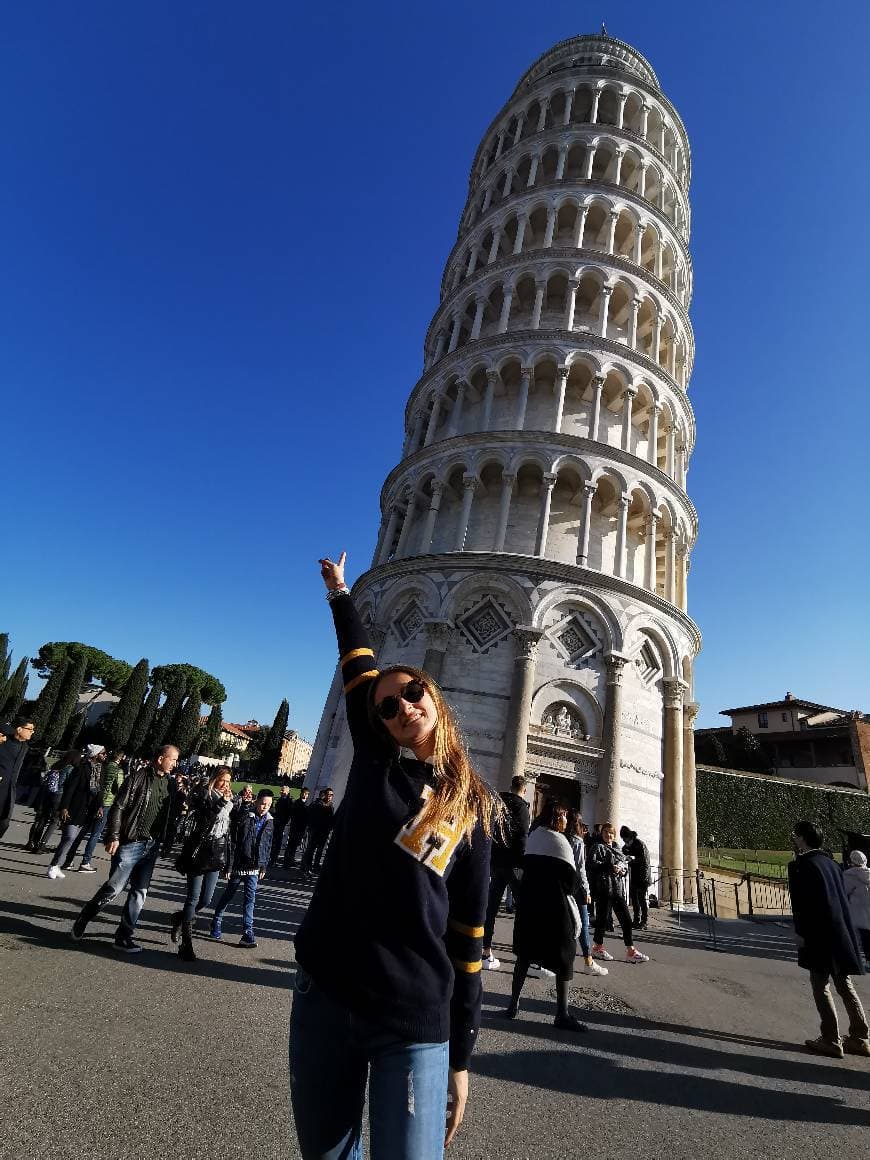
left=3, top=0, right=868, bottom=738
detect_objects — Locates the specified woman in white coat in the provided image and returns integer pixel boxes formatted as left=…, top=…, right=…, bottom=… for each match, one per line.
left=844, top=850, right=870, bottom=966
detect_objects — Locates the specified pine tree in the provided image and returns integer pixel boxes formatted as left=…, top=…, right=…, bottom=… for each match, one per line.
left=199, top=703, right=223, bottom=757
left=172, top=685, right=203, bottom=755
left=0, top=656, right=30, bottom=721
left=128, top=682, right=162, bottom=756
left=32, top=658, right=70, bottom=735
left=42, top=652, right=87, bottom=748
left=258, top=698, right=289, bottom=775
left=149, top=677, right=185, bottom=750
left=103, top=658, right=149, bottom=751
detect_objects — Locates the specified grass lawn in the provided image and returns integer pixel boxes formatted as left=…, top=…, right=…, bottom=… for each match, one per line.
left=699, top=848, right=792, bottom=878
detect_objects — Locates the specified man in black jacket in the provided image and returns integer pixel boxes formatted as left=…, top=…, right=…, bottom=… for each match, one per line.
left=788, top=819, right=869, bottom=1058
left=301, top=787, right=334, bottom=877
left=269, top=786, right=293, bottom=867
left=210, top=789, right=273, bottom=948
left=71, top=745, right=179, bottom=953
left=620, top=825, right=651, bottom=929
left=0, top=717, right=35, bottom=840
left=482, top=775, right=531, bottom=970
left=283, top=786, right=310, bottom=868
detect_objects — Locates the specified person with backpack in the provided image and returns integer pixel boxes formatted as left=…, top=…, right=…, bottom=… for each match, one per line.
left=170, top=766, right=235, bottom=961
left=47, top=746, right=105, bottom=879
left=209, top=788, right=274, bottom=948
left=26, top=751, right=78, bottom=853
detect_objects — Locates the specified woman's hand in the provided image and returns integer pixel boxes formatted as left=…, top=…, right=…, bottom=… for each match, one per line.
left=59, top=808, right=69, bottom=824
left=319, top=551, right=346, bottom=591
left=445, top=1068, right=468, bottom=1147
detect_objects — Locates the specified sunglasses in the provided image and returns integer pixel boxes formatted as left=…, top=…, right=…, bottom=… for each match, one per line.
left=375, top=678, right=427, bottom=721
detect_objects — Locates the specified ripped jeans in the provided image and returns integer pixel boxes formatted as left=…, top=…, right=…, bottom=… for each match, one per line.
left=289, top=969, right=449, bottom=1159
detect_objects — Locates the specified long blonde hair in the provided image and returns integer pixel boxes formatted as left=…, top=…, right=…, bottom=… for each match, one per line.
left=207, top=766, right=233, bottom=795
left=368, top=665, right=504, bottom=841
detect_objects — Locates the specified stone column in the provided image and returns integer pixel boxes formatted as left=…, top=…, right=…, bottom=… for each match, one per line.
left=423, top=394, right=442, bottom=446
left=431, top=332, right=446, bottom=365
left=574, top=204, right=589, bottom=249
left=666, top=423, right=676, bottom=478
left=395, top=492, right=417, bottom=558
left=422, top=620, right=454, bottom=684
left=643, top=510, right=659, bottom=589
left=543, top=206, right=557, bottom=248
left=595, top=656, right=626, bottom=825
left=613, top=149, right=625, bottom=187
left=564, top=279, right=579, bottom=331
left=641, top=102, right=650, bottom=138
left=534, top=473, right=557, bottom=556
left=448, top=381, right=467, bottom=436
left=420, top=481, right=444, bottom=553
left=501, top=168, right=514, bottom=199
left=494, top=131, right=505, bottom=160
left=469, top=300, right=485, bottom=341
left=487, top=227, right=503, bottom=264
left=536, top=99, right=549, bottom=132
left=376, top=505, right=400, bottom=565
left=576, top=482, right=596, bottom=565
left=498, top=285, right=514, bottom=333
left=481, top=187, right=493, bottom=214
left=648, top=404, right=660, bottom=467
left=676, top=544, right=688, bottom=610
left=614, top=493, right=630, bottom=578
left=662, top=679, right=685, bottom=900
left=589, top=374, right=605, bottom=441
left=664, top=527, right=676, bottom=603
left=514, top=366, right=532, bottom=429
left=405, top=407, right=426, bottom=457
left=527, top=154, right=540, bottom=187
left=590, top=87, right=602, bottom=123
left=563, top=90, right=574, bottom=126
left=629, top=297, right=641, bottom=349
left=621, top=387, right=637, bottom=451
left=553, top=364, right=569, bottom=433
left=606, top=209, right=619, bottom=253
left=639, top=161, right=647, bottom=199
left=618, top=93, right=628, bottom=129
left=653, top=315, right=663, bottom=362
left=499, top=627, right=543, bottom=787
left=555, top=145, right=568, bottom=181
left=598, top=285, right=612, bottom=337
left=454, top=475, right=478, bottom=551
left=584, top=147, right=596, bottom=180
left=465, top=247, right=479, bottom=277
left=682, top=699, right=700, bottom=897
left=531, top=281, right=545, bottom=329
left=447, top=315, right=461, bottom=353
left=493, top=472, right=515, bottom=551
left=513, top=112, right=525, bottom=144
left=513, top=213, right=528, bottom=253
left=482, top=369, right=498, bottom=430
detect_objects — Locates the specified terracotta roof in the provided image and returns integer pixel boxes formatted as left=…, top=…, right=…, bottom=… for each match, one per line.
left=721, top=697, right=848, bottom=717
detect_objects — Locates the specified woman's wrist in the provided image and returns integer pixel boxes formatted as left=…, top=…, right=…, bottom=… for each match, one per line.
left=325, top=584, right=350, bottom=602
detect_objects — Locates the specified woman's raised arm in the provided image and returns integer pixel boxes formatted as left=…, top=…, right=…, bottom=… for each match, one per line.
left=319, top=552, right=381, bottom=750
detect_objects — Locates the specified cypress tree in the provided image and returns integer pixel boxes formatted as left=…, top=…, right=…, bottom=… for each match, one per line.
left=172, top=685, right=203, bottom=755
left=199, top=703, right=223, bottom=757
left=103, top=658, right=150, bottom=750
left=0, top=633, right=9, bottom=693
left=42, top=652, right=87, bottom=747
left=149, top=677, right=185, bottom=750
left=0, top=656, right=30, bottom=721
left=258, top=698, right=289, bottom=775
left=128, top=682, right=162, bottom=756
left=62, top=709, right=86, bottom=750
left=32, top=658, right=70, bottom=735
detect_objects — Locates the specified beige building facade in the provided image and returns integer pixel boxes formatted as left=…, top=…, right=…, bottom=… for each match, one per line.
left=307, top=32, right=702, bottom=890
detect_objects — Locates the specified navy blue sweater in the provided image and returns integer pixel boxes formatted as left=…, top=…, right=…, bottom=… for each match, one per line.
left=294, top=592, right=491, bottom=1070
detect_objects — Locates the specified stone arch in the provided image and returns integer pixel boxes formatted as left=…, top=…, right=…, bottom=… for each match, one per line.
left=534, top=587, right=622, bottom=655
left=622, top=614, right=679, bottom=680
left=440, top=570, right=533, bottom=627
left=531, top=679, right=604, bottom=737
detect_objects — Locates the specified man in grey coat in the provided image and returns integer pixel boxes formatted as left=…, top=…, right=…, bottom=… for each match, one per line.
left=788, top=819, right=869, bottom=1058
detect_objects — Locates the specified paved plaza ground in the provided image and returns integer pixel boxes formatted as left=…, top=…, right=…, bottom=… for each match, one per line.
left=0, top=811, right=868, bottom=1159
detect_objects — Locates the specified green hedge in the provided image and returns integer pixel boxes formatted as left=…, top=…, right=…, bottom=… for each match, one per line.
left=697, top=766, right=870, bottom=850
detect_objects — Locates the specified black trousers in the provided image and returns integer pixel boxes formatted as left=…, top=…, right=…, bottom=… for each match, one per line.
left=594, top=891, right=633, bottom=947
left=630, top=881, right=649, bottom=927
left=270, top=822, right=287, bottom=864
left=283, top=826, right=307, bottom=868
left=28, top=789, right=62, bottom=850
left=483, top=864, right=520, bottom=951
left=302, top=832, right=329, bottom=872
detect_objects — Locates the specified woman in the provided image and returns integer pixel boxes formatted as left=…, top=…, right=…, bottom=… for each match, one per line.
left=290, top=552, right=498, bottom=1159
left=588, top=822, right=649, bottom=963
left=46, top=747, right=103, bottom=880
left=566, top=810, right=608, bottom=978
left=505, top=798, right=586, bottom=1031
left=844, top=850, right=870, bottom=966
left=170, top=766, right=235, bottom=961
left=27, top=751, right=78, bottom=854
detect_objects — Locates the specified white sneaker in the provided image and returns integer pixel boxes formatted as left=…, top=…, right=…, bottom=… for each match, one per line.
left=591, top=945, right=613, bottom=961
left=583, top=959, right=609, bottom=976
left=481, top=955, right=501, bottom=971
left=47, top=865, right=65, bottom=879
left=529, top=964, right=556, bottom=978
left=625, top=949, right=649, bottom=964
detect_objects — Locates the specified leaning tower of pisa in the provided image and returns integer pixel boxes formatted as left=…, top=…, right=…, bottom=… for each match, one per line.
left=308, top=31, right=701, bottom=886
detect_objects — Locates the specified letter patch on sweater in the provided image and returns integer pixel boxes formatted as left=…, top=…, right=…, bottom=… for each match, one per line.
left=394, top=785, right=462, bottom=877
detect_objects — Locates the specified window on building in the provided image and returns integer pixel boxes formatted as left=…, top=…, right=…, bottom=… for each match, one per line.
left=781, top=712, right=788, bottom=722
left=758, top=711, right=769, bottom=729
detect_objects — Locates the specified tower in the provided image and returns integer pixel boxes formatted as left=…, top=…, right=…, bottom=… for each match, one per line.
left=308, top=32, right=701, bottom=886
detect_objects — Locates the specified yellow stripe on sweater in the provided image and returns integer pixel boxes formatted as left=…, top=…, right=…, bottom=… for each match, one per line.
left=340, top=647, right=375, bottom=668
left=344, top=669, right=379, bottom=694
left=449, top=919, right=484, bottom=939
left=451, top=957, right=482, bottom=974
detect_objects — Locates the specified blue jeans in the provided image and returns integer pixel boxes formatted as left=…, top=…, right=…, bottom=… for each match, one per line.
left=182, top=869, right=221, bottom=922
left=577, top=901, right=591, bottom=958
left=289, top=970, right=449, bottom=1159
left=80, top=807, right=110, bottom=865
left=84, top=838, right=159, bottom=939
left=212, top=873, right=258, bottom=938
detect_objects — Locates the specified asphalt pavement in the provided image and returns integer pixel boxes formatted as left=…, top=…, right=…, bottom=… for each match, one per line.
left=0, top=812, right=868, bottom=1159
